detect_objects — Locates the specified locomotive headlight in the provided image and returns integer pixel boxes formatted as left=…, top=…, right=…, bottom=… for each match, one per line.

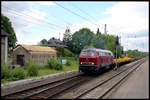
left=91, top=62, right=94, bottom=65
left=80, top=62, right=82, bottom=64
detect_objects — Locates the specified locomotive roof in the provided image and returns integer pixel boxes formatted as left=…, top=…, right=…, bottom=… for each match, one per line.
left=82, top=48, right=113, bottom=53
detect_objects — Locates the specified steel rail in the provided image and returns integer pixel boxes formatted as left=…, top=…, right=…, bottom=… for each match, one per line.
left=99, top=58, right=146, bottom=99
left=44, top=79, right=87, bottom=99
left=74, top=58, right=144, bottom=99
left=2, top=73, right=83, bottom=99
left=22, top=76, right=83, bottom=99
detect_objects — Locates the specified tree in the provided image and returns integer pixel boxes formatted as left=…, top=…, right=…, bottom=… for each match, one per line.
left=55, top=46, right=74, bottom=57
left=63, top=28, right=72, bottom=49
left=1, top=14, right=17, bottom=50
left=92, top=35, right=106, bottom=49
left=40, top=39, right=47, bottom=45
left=71, top=28, right=95, bottom=54
left=105, top=34, right=115, bottom=53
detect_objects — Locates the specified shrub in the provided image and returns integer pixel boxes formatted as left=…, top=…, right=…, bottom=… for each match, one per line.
left=56, top=46, right=75, bottom=57
left=65, top=60, right=72, bottom=66
left=12, top=67, right=25, bottom=80
left=26, top=60, right=39, bottom=77
left=46, top=58, right=63, bottom=70
left=1, top=62, right=13, bottom=79
left=64, top=49, right=75, bottom=57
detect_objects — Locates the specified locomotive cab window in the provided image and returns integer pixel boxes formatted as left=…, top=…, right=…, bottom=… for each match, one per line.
left=80, top=51, right=87, bottom=56
left=87, top=51, right=95, bottom=56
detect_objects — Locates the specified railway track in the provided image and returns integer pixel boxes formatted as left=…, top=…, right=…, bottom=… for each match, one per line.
left=73, top=58, right=146, bottom=99
left=2, top=57, right=145, bottom=99
left=1, top=72, right=84, bottom=99
left=2, top=72, right=97, bottom=99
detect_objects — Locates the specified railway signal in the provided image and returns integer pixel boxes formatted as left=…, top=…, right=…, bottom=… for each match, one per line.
left=115, top=36, right=119, bottom=45
left=114, top=35, right=119, bottom=70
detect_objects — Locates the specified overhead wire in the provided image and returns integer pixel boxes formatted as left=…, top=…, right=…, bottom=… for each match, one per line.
left=70, top=3, right=97, bottom=22
left=70, top=3, right=104, bottom=29
left=2, top=6, right=61, bottom=32
left=2, top=5, right=65, bottom=29
left=55, top=2, right=100, bottom=27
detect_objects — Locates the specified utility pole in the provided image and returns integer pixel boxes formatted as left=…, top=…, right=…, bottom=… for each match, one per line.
left=104, top=24, right=107, bottom=49
left=104, top=24, right=107, bottom=35
left=59, top=32, right=61, bottom=40
left=114, top=35, right=119, bottom=70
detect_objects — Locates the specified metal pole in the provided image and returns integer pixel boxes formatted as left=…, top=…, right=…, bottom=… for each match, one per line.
left=114, top=43, right=118, bottom=70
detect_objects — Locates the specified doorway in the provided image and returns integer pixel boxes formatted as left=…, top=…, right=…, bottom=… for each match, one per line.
left=17, top=55, right=24, bottom=66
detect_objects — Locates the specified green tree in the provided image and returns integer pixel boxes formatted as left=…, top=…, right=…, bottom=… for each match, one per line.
left=1, top=14, right=17, bottom=50
left=92, top=35, right=106, bottom=49
left=63, top=28, right=72, bottom=50
left=71, top=28, right=95, bottom=54
left=56, top=46, right=74, bottom=57
left=105, top=34, right=115, bottom=53
left=40, top=39, right=47, bottom=45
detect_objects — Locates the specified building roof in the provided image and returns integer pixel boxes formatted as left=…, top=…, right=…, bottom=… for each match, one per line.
left=1, top=29, right=9, bottom=37
left=47, top=37, right=67, bottom=48
left=14, top=44, right=57, bottom=53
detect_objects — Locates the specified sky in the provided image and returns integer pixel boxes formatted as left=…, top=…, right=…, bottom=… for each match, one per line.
left=1, top=1, right=149, bottom=52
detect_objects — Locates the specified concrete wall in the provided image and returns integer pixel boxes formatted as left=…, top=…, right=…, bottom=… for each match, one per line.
left=1, top=37, right=7, bottom=65
left=1, top=37, right=5, bottom=63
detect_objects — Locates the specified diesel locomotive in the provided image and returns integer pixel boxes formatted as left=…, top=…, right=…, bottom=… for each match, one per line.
left=79, top=48, right=114, bottom=73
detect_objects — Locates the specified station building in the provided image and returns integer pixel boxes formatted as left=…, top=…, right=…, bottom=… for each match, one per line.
left=11, top=44, right=57, bottom=66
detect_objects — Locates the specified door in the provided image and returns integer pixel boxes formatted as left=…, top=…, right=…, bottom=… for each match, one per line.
left=17, top=55, right=24, bottom=66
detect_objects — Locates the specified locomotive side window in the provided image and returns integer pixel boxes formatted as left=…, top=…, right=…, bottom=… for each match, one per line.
left=104, top=52, right=106, bottom=56
left=102, top=52, right=104, bottom=56
left=105, top=52, right=107, bottom=56
left=101, top=52, right=103, bottom=56
left=98, top=51, right=101, bottom=56
left=109, top=53, right=111, bottom=56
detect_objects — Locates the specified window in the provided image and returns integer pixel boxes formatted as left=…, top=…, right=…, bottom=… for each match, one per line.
left=87, top=51, right=95, bottom=56
left=101, top=52, right=103, bottom=56
left=98, top=52, right=101, bottom=56
left=106, top=52, right=108, bottom=56
left=104, top=53, right=106, bottom=56
left=109, top=53, right=111, bottom=56
left=80, top=51, right=87, bottom=56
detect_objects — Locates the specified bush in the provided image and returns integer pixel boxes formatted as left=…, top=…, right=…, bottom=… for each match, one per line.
left=26, top=60, right=39, bottom=77
left=65, top=60, right=72, bottom=66
left=1, top=62, right=13, bottom=79
left=56, top=46, right=75, bottom=57
left=46, top=58, right=63, bottom=70
left=12, top=67, right=25, bottom=80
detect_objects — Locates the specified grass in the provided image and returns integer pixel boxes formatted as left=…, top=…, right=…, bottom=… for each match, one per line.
left=38, top=61, right=78, bottom=76
left=1, top=61, right=79, bottom=84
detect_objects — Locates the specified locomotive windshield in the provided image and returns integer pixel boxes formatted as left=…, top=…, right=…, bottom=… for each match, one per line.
left=80, top=50, right=95, bottom=56
left=80, top=51, right=87, bottom=56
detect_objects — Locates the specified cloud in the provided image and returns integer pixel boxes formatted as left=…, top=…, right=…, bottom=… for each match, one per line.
left=37, top=1, right=56, bottom=6
left=1, top=2, right=148, bottom=52
left=1, top=1, right=51, bottom=39
left=44, top=2, right=149, bottom=52
left=96, top=2, right=149, bottom=51
left=99, top=2, right=148, bottom=34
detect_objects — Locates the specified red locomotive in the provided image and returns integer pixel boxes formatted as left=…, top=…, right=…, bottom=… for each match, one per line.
left=79, top=48, right=114, bottom=73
